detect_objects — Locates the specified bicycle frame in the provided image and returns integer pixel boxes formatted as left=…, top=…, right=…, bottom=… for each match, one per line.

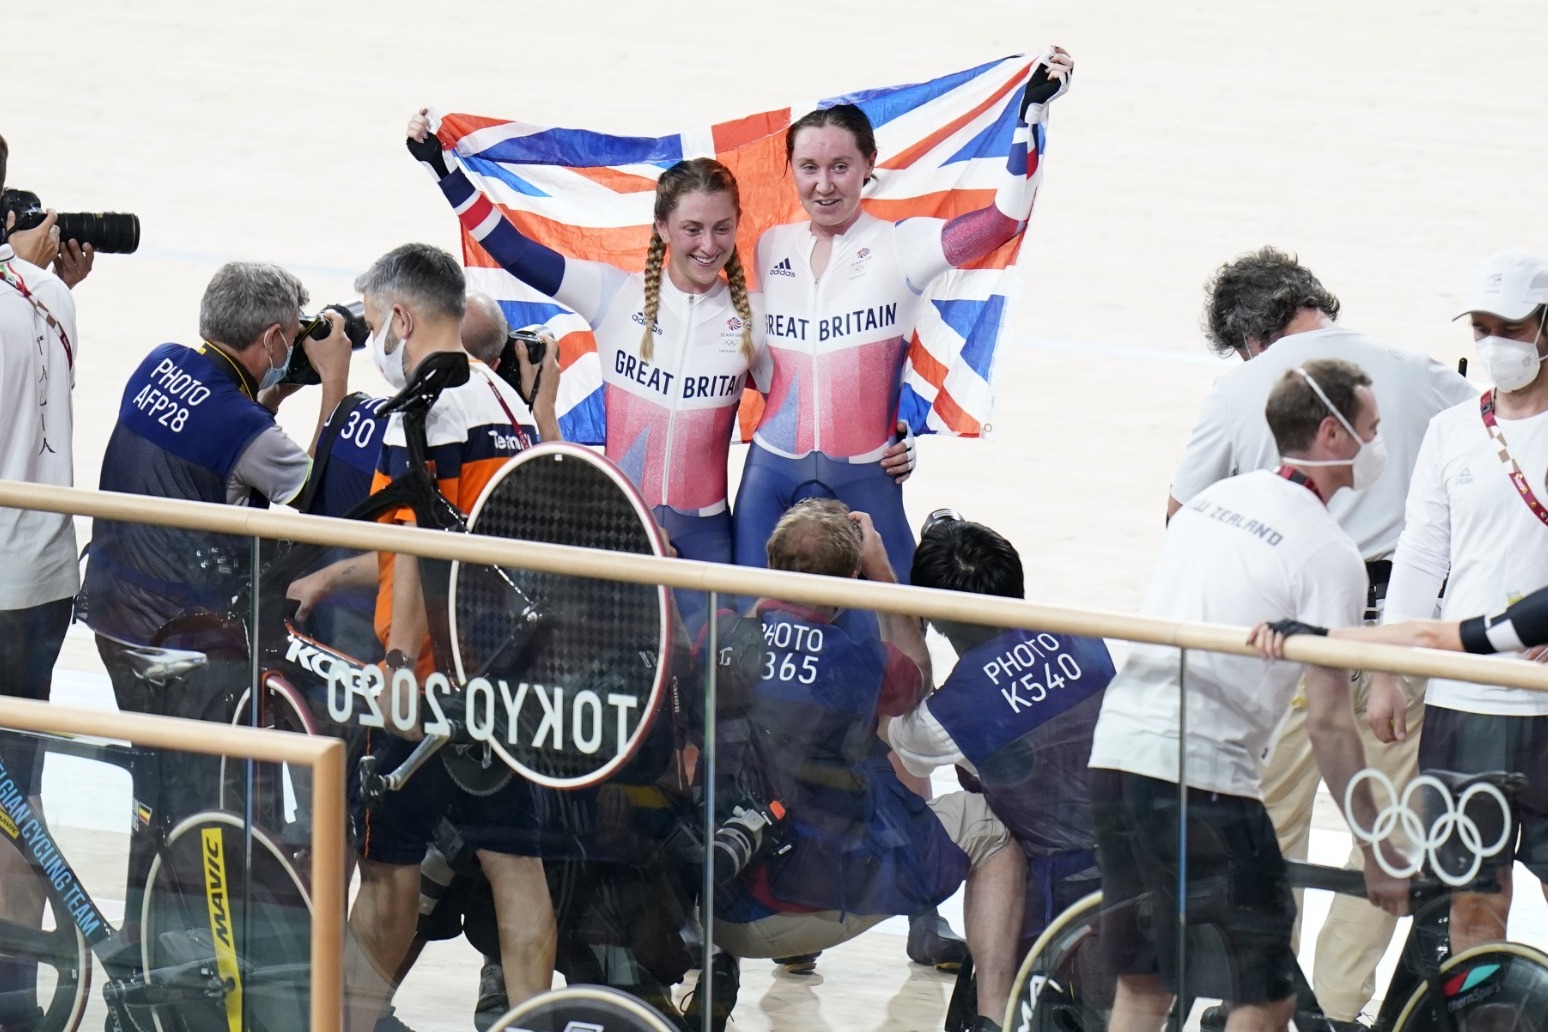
left=1004, top=770, right=1548, bottom=1032
left=0, top=730, right=310, bottom=1032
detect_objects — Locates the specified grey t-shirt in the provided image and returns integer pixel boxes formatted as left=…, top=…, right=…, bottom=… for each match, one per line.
left=228, top=424, right=310, bottom=506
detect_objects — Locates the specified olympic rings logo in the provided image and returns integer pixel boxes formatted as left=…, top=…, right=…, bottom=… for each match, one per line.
left=1344, top=768, right=1513, bottom=887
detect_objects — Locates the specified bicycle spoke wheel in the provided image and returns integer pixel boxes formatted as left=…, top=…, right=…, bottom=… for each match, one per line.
left=0, top=820, right=89, bottom=1032
left=141, top=812, right=311, bottom=1032
left=1392, top=941, right=1548, bottom=1032
left=1004, top=890, right=1114, bottom=1032
left=220, top=676, right=319, bottom=835
left=451, top=443, right=672, bottom=790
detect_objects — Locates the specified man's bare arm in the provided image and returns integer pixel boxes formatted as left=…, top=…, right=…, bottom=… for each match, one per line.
left=1303, top=663, right=1409, bottom=915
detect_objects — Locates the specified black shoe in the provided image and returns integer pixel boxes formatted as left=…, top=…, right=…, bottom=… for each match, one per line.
left=908, top=913, right=968, bottom=971
left=967, top=1017, right=1002, bottom=1032
left=373, top=1005, right=420, bottom=1032
left=474, top=961, right=508, bottom=1032
left=682, top=952, right=740, bottom=1032
left=1200, top=1004, right=1229, bottom=1032
left=771, top=952, right=820, bottom=974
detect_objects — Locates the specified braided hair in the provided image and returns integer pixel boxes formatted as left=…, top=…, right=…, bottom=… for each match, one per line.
left=639, top=157, right=754, bottom=361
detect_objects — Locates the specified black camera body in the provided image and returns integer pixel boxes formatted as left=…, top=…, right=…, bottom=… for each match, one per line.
left=0, top=188, right=141, bottom=254
left=494, top=329, right=549, bottom=405
left=282, top=300, right=370, bottom=386
left=499, top=329, right=547, bottom=369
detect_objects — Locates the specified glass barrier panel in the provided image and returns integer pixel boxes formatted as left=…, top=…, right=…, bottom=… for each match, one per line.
left=252, top=476, right=715, bottom=1031
left=0, top=520, right=321, bottom=1032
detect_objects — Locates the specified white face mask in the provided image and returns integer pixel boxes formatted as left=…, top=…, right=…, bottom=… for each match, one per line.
left=258, top=327, right=291, bottom=392
left=1476, top=332, right=1543, bottom=393
left=369, top=312, right=409, bottom=391
left=1284, top=367, right=1388, bottom=492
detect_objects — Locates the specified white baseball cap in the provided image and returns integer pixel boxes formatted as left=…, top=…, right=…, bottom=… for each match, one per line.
left=1455, top=250, right=1548, bottom=321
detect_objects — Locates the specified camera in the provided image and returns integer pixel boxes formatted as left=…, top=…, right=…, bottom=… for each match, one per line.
left=0, top=188, right=141, bottom=255
left=498, top=329, right=547, bottom=371
left=711, top=800, right=789, bottom=887
left=494, top=329, right=549, bottom=405
left=281, top=300, right=370, bottom=386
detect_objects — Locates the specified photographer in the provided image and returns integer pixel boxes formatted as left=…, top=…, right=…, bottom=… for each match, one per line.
left=886, top=514, right=1113, bottom=960
left=709, top=500, right=1025, bottom=1032
left=77, top=259, right=351, bottom=919
left=0, top=138, right=94, bottom=289
left=0, top=132, right=86, bottom=1032
left=344, top=245, right=560, bottom=1032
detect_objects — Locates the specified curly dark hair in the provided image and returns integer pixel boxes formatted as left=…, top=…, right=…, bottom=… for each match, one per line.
left=1203, top=246, right=1341, bottom=357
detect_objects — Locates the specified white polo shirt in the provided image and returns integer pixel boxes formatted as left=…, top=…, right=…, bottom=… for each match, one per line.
left=0, top=245, right=79, bottom=609
left=1169, top=327, right=1474, bottom=559
left=1384, top=398, right=1548, bottom=715
left=1088, top=470, right=1365, bottom=798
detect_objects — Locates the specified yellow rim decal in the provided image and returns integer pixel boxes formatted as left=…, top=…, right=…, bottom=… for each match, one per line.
left=201, top=827, right=244, bottom=1031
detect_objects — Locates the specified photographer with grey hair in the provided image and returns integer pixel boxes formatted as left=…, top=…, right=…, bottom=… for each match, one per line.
left=342, top=243, right=558, bottom=1032
left=78, top=259, right=351, bottom=925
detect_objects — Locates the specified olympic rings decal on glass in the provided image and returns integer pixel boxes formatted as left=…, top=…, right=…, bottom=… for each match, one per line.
left=1344, top=768, right=1513, bottom=887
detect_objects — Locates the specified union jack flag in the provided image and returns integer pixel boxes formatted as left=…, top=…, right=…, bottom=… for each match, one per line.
left=431, top=54, right=1045, bottom=443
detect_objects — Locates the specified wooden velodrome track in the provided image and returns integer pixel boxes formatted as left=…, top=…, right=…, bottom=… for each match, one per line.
left=10, top=0, right=1548, bottom=1027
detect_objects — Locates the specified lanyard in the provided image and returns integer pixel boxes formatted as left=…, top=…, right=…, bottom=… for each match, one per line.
left=1276, top=464, right=1325, bottom=503
left=474, top=363, right=533, bottom=451
left=0, top=256, right=74, bottom=369
left=1479, top=390, right=1548, bottom=530
left=198, top=341, right=257, bottom=400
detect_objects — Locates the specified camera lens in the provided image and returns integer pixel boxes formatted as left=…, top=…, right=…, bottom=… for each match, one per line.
left=711, top=822, right=759, bottom=886
left=55, top=212, right=141, bottom=254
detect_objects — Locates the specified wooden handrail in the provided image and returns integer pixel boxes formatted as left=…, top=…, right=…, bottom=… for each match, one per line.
left=2, top=478, right=1546, bottom=690
left=0, top=697, right=346, bottom=1032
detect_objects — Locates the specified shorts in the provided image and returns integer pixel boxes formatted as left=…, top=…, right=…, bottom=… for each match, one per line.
left=1417, top=705, right=1548, bottom=882
left=928, top=789, right=1013, bottom=868
left=651, top=506, right=732, bottom=635
left=1090, top=768, right=1296, bottom=1006
left=0, top=599, right=73, bottom=797
left=356, top=730, right=542, bottom=865
left=731, top=442, right=914, bottom=583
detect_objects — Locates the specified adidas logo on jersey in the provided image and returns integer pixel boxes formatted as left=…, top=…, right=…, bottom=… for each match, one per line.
left=630, top=311, right=662, bottom=334
left=769, top=257, right=796, bottom=278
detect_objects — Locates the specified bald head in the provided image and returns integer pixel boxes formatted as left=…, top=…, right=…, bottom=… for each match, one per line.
left=460, top=292, right=508, bottom=365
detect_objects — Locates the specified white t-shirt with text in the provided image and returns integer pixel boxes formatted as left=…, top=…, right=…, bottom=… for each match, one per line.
left=1089, top=470, right=1365, bottom=797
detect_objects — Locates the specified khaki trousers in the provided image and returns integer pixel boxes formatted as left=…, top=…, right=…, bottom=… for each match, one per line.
left=1259, top=672, right=1425, bottom=1021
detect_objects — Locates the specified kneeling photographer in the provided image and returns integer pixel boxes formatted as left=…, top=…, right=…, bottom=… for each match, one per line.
left=77, top=259, right=354, bottom=917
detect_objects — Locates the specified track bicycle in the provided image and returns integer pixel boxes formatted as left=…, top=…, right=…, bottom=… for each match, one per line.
left=1002, top=769, right=1548, bottom=1032
left=0, top=639, right=313, bottom=1032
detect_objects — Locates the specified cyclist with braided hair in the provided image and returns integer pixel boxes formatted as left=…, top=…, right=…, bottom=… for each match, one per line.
left=408, top=112, right=765, bottom=626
